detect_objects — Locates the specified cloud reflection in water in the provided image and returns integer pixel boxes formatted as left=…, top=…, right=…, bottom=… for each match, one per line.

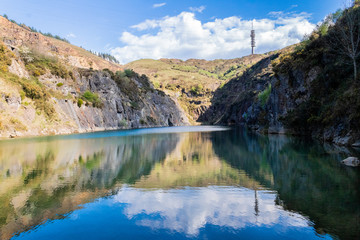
left=113, top=186, right=310, bottom=236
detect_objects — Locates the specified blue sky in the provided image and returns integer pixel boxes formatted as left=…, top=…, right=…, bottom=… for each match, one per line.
left=0, top=0, right=343, bottom=63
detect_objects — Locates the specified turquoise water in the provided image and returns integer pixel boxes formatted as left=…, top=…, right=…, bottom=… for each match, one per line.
left=0, top=126, right=359, bottom=239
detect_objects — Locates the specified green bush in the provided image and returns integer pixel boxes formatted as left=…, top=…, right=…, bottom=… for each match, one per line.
left=81, top=91, right=102, bottom=108
left=124, top=69, right=136, bottom=78
left=56, top=82, right=63, bottom=87
left=190, top=84, right=204, bottom=95
left=77, top=98, right=83, bottom=108
left=258, top=84, right=271, bottom=107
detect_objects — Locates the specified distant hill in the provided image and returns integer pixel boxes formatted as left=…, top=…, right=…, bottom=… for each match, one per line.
left=126, top=54, right=267, bottom=122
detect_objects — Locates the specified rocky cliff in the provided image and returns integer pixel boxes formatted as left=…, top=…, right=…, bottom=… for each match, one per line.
left=201, top=6, right=360, bottom=146
left=0, top=17, right=188, bottom=139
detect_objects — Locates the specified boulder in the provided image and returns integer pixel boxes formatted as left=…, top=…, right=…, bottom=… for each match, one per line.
left=341, top=157, right=360, bottom=167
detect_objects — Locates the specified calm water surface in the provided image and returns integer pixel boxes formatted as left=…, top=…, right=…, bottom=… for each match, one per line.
left=0, top=126, right=359, bottom=240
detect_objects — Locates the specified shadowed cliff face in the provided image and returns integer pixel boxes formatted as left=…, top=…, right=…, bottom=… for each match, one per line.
left=201, top=46, right=360, bottom=146
left=201, top=6, right=360, bottom=146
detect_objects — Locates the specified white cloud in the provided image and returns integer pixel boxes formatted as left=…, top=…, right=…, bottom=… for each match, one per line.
left=111, top=11, right=315, bottom=64
left=153, top=2, right=166, bottom=8
left=189, top=6, right=206, bottom=13
left=66, top=33, right=76, bottom=38
left=113, top=186, right=310, bottom=236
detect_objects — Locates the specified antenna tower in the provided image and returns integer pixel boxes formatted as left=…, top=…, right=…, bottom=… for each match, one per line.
left=250, top=21, right=255, bottom=55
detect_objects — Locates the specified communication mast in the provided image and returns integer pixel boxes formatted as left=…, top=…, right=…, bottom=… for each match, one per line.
left=250, top=21, right=255, bottom=55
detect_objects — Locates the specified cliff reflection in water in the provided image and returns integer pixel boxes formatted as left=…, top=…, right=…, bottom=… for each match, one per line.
left=212, top=129, right=360, bottom=240
left=0, top=127, right=359, bottom=240
left=0, top=132, right=180, bottom=240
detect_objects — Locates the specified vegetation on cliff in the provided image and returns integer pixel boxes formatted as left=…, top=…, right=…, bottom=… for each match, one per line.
left=273, top=4, right=360, bottom=136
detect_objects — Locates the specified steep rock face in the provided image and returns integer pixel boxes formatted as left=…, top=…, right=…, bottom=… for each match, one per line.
left=57, top=70, right=189, bottom=131
left=0, top=44, right=188, bottom=138
left=201, top=52, right=360, bottom=146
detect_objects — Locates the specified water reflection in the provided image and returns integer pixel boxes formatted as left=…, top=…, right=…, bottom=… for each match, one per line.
left=0, top=127, right=358, bottom=240
left=0, top=132, right=179, bottom=240
left=114, top=187, right=312, bottom=237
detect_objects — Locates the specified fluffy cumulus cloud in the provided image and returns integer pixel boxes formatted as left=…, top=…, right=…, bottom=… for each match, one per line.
left=111, top=11, right=315, bottom=64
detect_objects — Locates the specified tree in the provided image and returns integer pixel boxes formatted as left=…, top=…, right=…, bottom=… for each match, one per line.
left=329, top=2, right=360, bottom=82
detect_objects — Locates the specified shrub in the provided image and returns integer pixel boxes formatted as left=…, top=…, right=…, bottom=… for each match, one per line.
left=0, top=43, right=12, bottom=72
left=81, top=91, right=103, bottom=108
left=113, top=70, right=140, bottom=100
left=77, top=98, right=83, bottom=108
left=130, top=101, right=140, bottom=109
left=258, top=84, right=272, bottom=107
left=102, top=68, right=115, bottom=78
left=124, top=69, right=136, bottom=78
left=118, top=119, right=127, bottom=127
left=22, top=79, right=46, bottom=99
left=34, top=99, right=56, bottom=119
left=190, top=84, right=204, bottom=95
left=146, top=115, right=157, bottom=124
left=20, top=50, right=73, bottom=79
left=19, top=90, right=25, bottom=100
left=56, top=82, right=63, bottom=87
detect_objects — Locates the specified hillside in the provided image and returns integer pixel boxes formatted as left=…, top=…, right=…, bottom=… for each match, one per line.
left=0, top=16, right=121, bottom=72
left=125, top=54, right=266, bottom=123
left=0, top=16, right=188, bottom=138
left=201, top=4, right=360, bottom=146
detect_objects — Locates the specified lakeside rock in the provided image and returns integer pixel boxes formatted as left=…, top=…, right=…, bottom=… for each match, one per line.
left=341, top=157, right=360, bottom=167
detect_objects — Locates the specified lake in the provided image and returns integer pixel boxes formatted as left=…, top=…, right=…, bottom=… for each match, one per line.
left=0, top=126, right=359, bottom=240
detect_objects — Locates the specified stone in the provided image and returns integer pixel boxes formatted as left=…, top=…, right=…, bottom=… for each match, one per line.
left=352, top=141, right=360, bottom=148
left=341, top=157, right=360, bottom=167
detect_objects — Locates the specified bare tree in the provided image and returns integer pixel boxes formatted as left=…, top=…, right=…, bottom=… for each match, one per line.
left=329, top=2, right=360, bottom=81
